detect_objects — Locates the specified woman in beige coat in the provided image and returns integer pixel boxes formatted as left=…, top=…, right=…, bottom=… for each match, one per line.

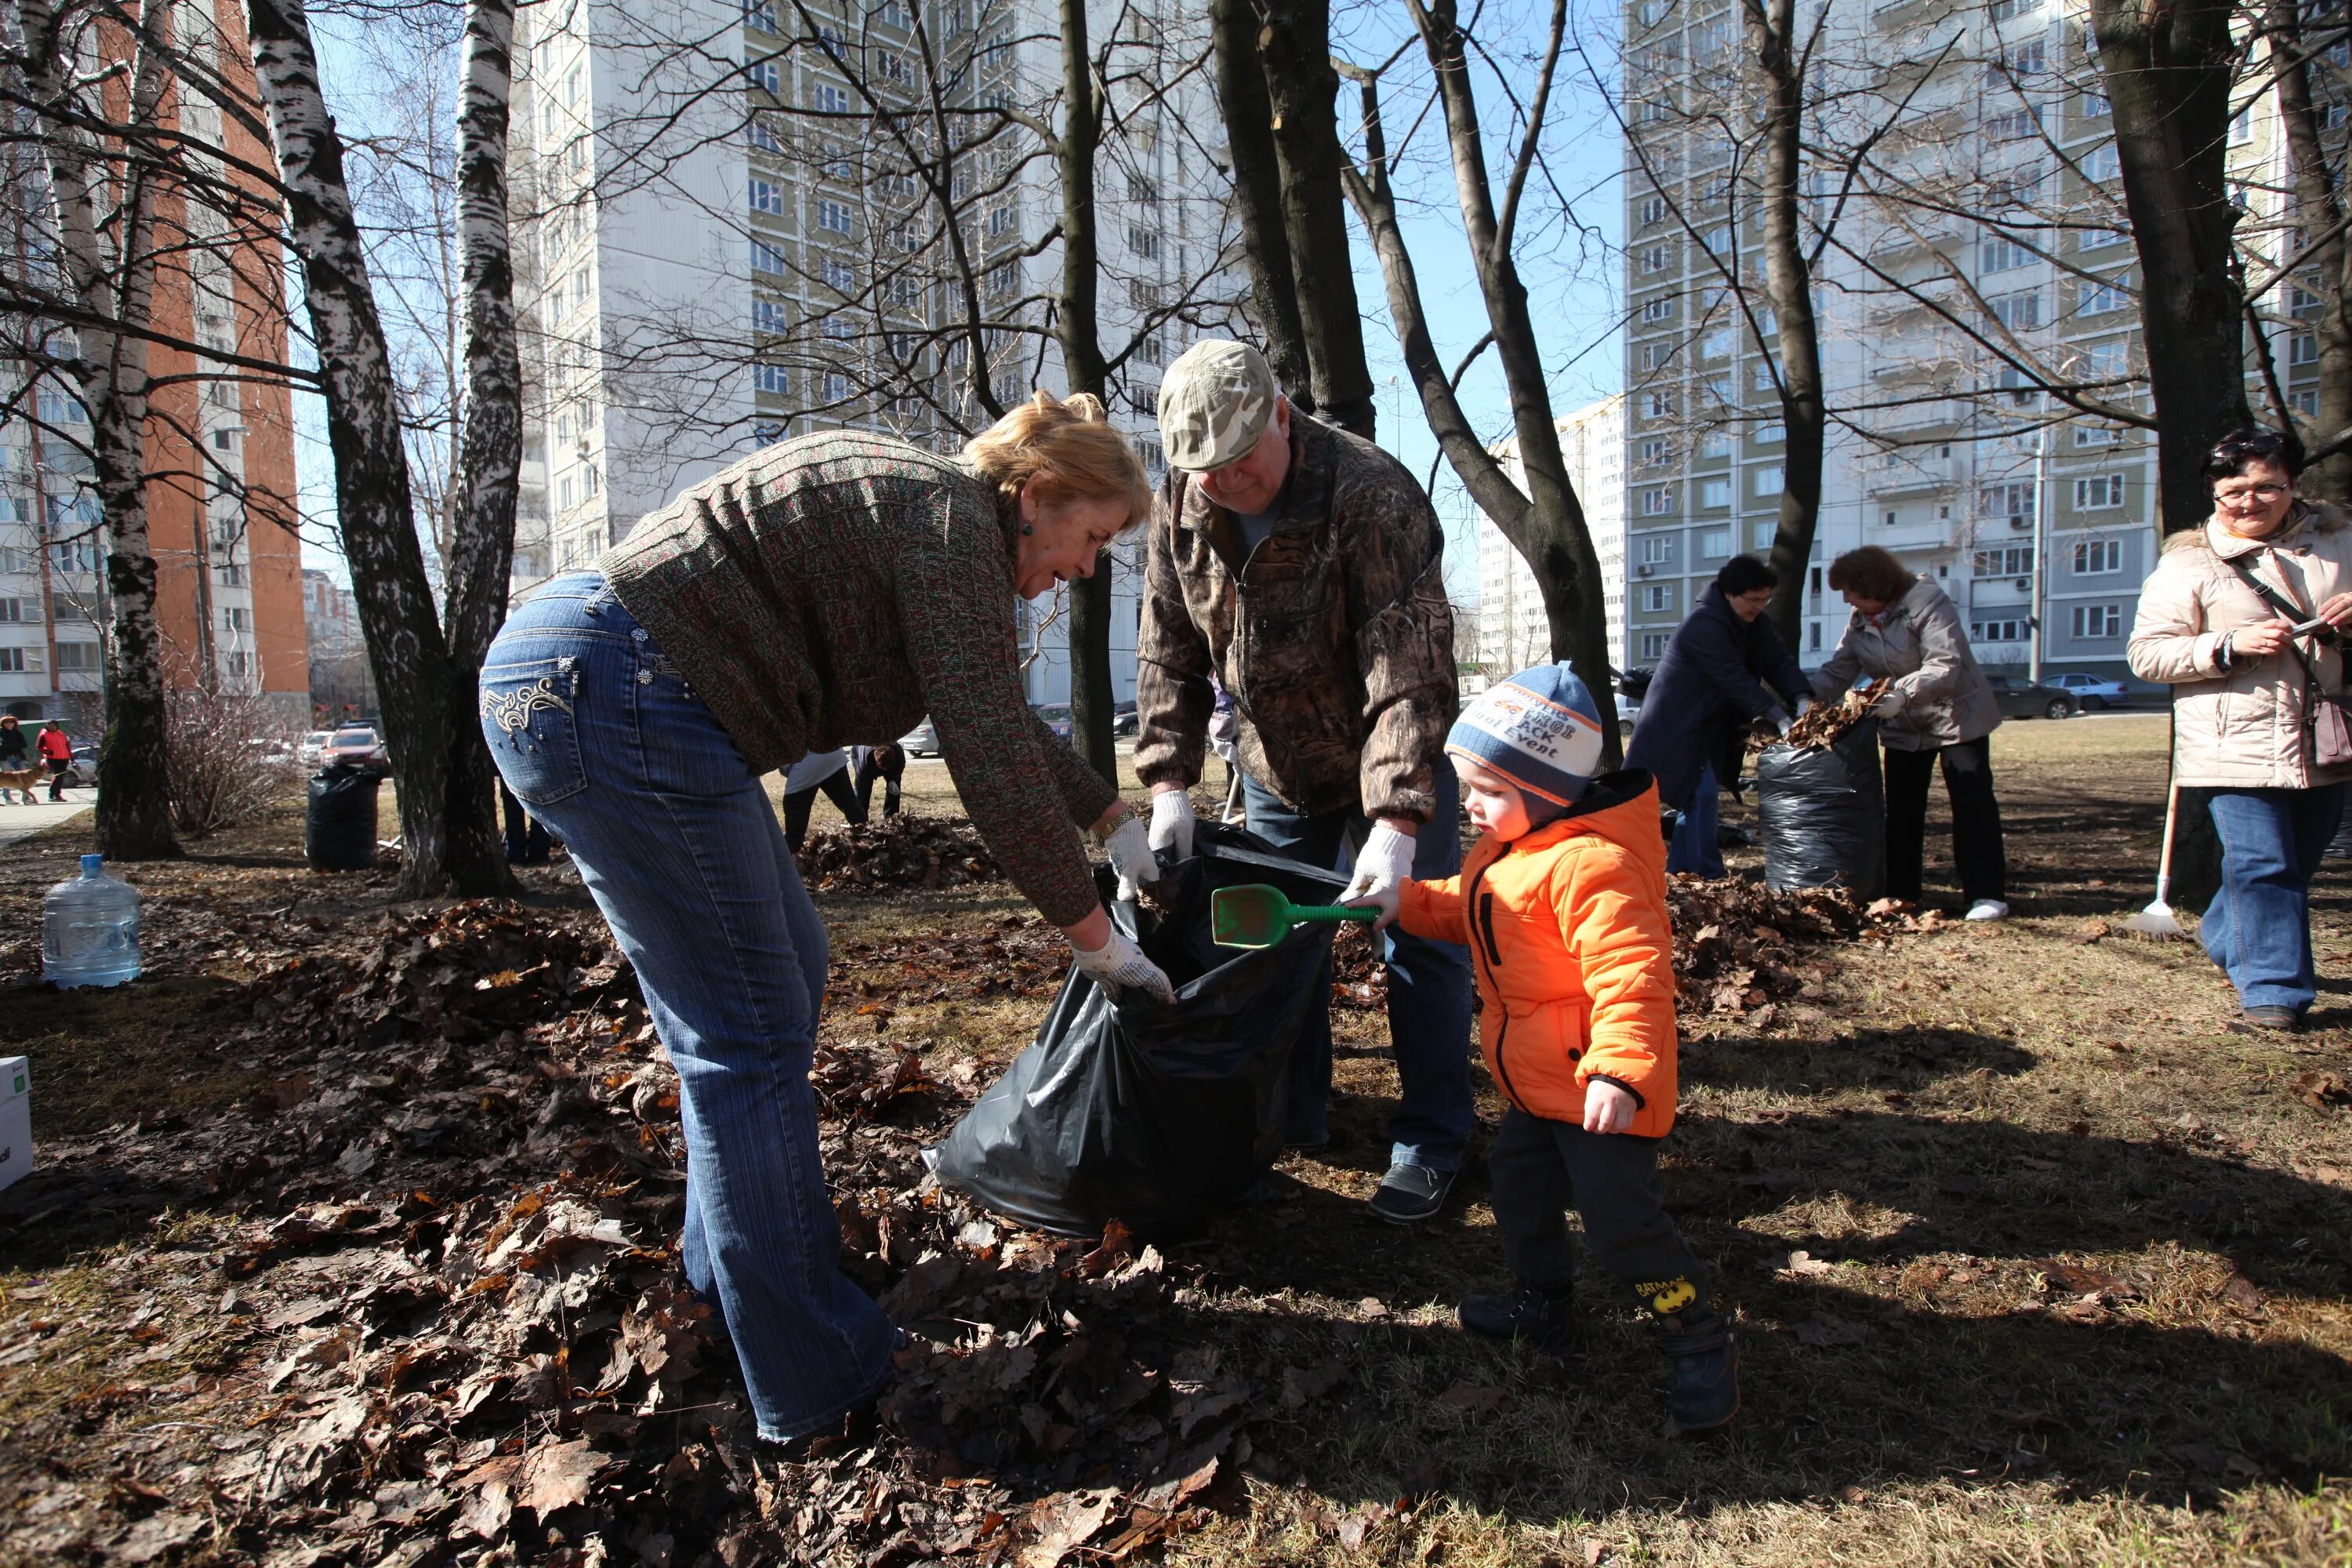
left=1812, top=546, right=2009, bottom=918
left=2128, top=428, right=2352, bottom=1029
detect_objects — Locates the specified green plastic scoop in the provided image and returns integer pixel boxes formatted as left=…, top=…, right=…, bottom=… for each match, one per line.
left=1210, top=884, right=1379, bottom=949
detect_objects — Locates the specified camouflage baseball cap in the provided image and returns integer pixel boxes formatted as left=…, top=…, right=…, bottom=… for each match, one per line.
left=1157, top=340, right=1276, bottom=470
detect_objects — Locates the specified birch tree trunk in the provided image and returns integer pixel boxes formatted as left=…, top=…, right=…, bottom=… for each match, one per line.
left=16, top=0, right=182, bottom=859
left=440, top=0, right=521, bottom=891
left=1257, top=0, right=1375, bottom=438
left=1207, top=0, right=1314, bottom=412
left=1745, top=0, right=1827, bottom=646
left=2085, top=0, right=2252, bottom=535
left=1341, top=0, right=1622, bottom=761
left=245, top=0, right=502, bottom=895
left=1055, top=0, right=1116, bottom=786
left=2269, top=0, right=2352, bottom=502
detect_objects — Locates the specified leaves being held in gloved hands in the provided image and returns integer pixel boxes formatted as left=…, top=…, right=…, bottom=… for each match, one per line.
left=1752, top=680, right=1892, bottom=753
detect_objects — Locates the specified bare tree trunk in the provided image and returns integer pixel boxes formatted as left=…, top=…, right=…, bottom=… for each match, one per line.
left=245, top=0, right=501, bottom=895
left=1054, top=0, right=1115, bottom=785
left=2087, top=0, right=2252, bottom=535
left=1341, top=0, right=1621, bottom=762
left=2270, top=0, right=2352, bottom=502
left=16, top=0, right=183, bottom=859
left=1258, top=0, right=1375, bottom=438
left=1746, top=0, right=1826, bottom=648
left=440, top=0, right=521, bottom=891
left=1207, top=0, right=1314, bottom=412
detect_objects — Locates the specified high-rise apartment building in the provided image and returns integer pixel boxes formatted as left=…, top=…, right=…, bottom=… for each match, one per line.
left=507, top=0, right=1242, bottom=706
left=0, top=0, right=308, bottom=731
left=1617, top=0, right=2299, bottom=683
left=1475, top=396, right=1628, bottom=677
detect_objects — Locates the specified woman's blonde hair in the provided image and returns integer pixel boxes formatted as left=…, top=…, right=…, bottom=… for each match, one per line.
left=963, top=390, right=1152, bottom=528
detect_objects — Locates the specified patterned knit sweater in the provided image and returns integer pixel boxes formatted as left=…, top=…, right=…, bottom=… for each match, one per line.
left=600, top=430, right=1118, bottom=926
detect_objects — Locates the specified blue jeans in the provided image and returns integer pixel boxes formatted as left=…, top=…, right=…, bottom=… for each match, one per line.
left=2203, top=786, right=2346, bottom=1015
left=479, top=573, right=895, bottom=1441
left=1242, top=768, right=1476, bottom=1173
left=1667, top=762, right=1725, bottom=878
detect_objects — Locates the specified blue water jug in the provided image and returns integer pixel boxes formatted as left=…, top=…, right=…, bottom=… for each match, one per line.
left=43, top=854, right=141, bottom=988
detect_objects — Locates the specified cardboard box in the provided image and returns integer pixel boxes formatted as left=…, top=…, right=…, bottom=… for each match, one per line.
left=0, top=1055, right=28, bottom=1193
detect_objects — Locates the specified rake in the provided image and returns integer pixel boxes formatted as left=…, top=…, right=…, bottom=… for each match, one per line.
left=2122, top=780, right=2186, bottom=941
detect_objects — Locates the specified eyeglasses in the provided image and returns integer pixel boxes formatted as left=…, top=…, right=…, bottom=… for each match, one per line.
left=2216, top=484, right=2289, bottom=505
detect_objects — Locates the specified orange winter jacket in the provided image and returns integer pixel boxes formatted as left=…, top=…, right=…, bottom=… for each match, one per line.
left=1396, top=771, right=1679, bottom=1137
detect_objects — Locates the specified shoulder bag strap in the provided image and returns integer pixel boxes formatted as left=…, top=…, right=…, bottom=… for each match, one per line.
left=2224, top=551, right=2334, bottom=717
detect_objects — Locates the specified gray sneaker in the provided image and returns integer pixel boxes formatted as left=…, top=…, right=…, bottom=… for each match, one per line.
left=1367, top=1161, right=1455, bottom=1225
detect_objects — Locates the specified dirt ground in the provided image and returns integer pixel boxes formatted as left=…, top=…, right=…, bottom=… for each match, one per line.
left=2, top=713, right=2350, bottom=1566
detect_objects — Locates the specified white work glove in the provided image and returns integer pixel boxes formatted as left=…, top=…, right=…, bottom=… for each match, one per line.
left=1768, top=706, right=1793, bottom=737
left=1871, top=688, right=1908, bottom=719
left=1102, top=815, right=1158, bottom=903
left=1340, top=820, right=1417, bottom=930
left=1795, top=695, right=1814, bottom=717
left=1070, top=925, right=1177, bottom=1006
left=1147, top=788, right=1196, bottom=867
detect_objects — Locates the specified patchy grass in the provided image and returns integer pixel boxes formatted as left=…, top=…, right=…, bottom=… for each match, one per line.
left=2, top=714, right=2349, bottom=1565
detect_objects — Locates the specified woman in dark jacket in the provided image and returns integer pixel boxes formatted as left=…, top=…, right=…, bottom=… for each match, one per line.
left=1626, top=555, right=1813, bottom=877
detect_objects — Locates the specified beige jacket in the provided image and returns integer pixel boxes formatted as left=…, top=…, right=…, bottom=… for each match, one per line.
left=1810, top=578, right=2002, bottom=752
left=2126, top=503, right=2352, bottom=790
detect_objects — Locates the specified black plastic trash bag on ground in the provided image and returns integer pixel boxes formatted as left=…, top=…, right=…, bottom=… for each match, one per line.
left=1755, top=720, right=1885, bottom=898
left=305, top=764, right=382, bottom=872
left=927, top=822, right=1345, bottom=1238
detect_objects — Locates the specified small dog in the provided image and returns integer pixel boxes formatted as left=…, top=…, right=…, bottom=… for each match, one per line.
left=0, top=764, right=51, bottom=804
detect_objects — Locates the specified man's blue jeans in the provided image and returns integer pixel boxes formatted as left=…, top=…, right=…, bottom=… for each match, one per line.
left=2204, top=785, right=2346, bottom=1015
left=1667, top=762, right=1726, bottom=879
left=479, top=573, right=896, bottom=1442
left=1242, top=768, right=1475, bottom=1174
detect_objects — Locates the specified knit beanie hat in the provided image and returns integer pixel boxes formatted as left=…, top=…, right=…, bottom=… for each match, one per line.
left=1446, top=664, right=1606, bottom=826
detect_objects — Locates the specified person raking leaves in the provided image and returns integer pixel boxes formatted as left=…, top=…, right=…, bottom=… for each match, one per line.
left=1349, top=665, right=1741, bottom=1433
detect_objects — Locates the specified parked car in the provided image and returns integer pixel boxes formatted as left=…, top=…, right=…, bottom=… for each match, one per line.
left=53, top=743, right=97, bottom=789
left=1984, top=675, right=2077, bottom=720
left=897, top=718, right=940, bottom=757
left=300, top=729, right=333, bottom=767
left=1112, top=699, right=1139, bottom=738
left=1033, top=703, right=1073, bottom=739
left=2046, top=673, right=2132, bottom=711
left=1613, top=667, right=1653, bottom=739
left=321, top=724, right=390, bottom=773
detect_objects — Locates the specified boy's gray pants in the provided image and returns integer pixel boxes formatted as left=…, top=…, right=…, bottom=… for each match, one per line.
left=1489, top=1106, right=1711, bottom=1316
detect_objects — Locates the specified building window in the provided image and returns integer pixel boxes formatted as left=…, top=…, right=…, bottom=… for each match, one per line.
left=2071, top=603, right=2122, bottom=639
left=1641, top=487, right=1673, bottom=517
left=1645, top=392, right=1675, bottom=419
left=754, top=299, right=789, bottom=335
left=816, top=198, right=855, bottom=235
left=54, top=641, right=100, bottom=672
left=1639, top=195, right=1668, bottom=225
left=746, top=53, right=779, bottom=92
left=2074, top=425, right=2122, bottom=448
left=1699, top=328, right=1732, bottom=359
left=1970, top=618, right=2029, bottom=644
left=1641, top=633, right=1669, bottom=660
left=822, top=256, right=856, bottom=292
left=1807, top=621, right=1822, bottom=651
left=2074, top=474, right=2125, bottom=510
left=1640, top=295, right=1676, bottom=323
left=1755, top=420, right=1785, bottom=444
left=1639, top=437, right=1672, bottom=466
left=1700, top=528, right=1733, bottom=557
left=1751, top=521, right=1777, bottom=550
left=815, top=83, right=851, bottom=114
left=1754, top=465, right=1784, bottom=495
left=1989, top=289, right=2042, bottom=331
left=0, top=648, right=20, bottom=673
left=1700, top=477, right=1731, bottom=507
left=2074, top=538, right=2124, bottom=574
left=742, top=0, right=776, bottom=30
left=1129, top=225, right=1160, bottom=260
left=2080, top=274, right=2131, bottom=314
left=1639, top=535, right=1677, bottom=566
left=223, top=605, right=251, bottom=632
left=748, top=115, right=783, bottom=152
left=1643, top=584, right=1674, bottom=612
left=2292, top=333, right=2320, bottom=366
left=823, top=372, right=850, bottom=401
left=755, top=363, right=792, bottom=394
left=1973, top=545, right=2033, bottom=577
left=749, top=178, right=783, bottom=214
left=750, top=238, right=785, bottom=274
left=1640, top=244, right=1671, bottom=274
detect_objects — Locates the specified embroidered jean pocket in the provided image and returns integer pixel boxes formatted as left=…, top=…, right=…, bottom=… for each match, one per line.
left=480, top=655, right=587, bottom=806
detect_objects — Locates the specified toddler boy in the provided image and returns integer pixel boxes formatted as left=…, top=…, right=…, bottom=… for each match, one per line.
left=1353, top=664, right=1738, bottom=1432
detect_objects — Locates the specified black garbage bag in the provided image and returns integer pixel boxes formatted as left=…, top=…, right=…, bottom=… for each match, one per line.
left=306, top=764, right=381, bottom=872
left=927, top=822, right=1345, bottom=1238
left=1755, top=720, right=1885, bottom=898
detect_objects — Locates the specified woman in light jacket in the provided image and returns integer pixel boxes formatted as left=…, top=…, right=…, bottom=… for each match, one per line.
left=2127, top=428, right=2352, bottom=1030
left=1812, top=546, right=2009, bottom=918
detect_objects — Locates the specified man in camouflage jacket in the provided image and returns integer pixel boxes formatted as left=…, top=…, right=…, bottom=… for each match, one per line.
left=1134, top=339, right=1475, bottom=1225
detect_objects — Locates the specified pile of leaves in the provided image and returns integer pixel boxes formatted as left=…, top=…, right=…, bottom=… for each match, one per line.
left=1754, top=678, right=1893, bottom=753
left=798, top=813, right=1003, bottom=894
left=0, top=897, right=1359, bottom=1567
left=1668, top=876, right=1883, bottom=1020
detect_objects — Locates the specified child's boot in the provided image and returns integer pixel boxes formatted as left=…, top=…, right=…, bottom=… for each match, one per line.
left=1457, top=1283, right=1579, bottom=1351
left=1655, top=1307, right=1739, bottom=1432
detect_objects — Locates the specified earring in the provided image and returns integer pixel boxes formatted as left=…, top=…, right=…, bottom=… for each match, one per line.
left=1021, top=524, right=1033, bottom=535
